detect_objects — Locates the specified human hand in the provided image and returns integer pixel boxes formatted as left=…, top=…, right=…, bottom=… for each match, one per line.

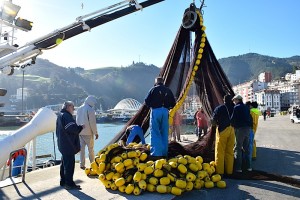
left=95, top=134, right=99, bottom=140
left=82, top=124, right=86, bottom=129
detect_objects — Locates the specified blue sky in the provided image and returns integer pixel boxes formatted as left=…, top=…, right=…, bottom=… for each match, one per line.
left=11, top=0, right=300, bottom=69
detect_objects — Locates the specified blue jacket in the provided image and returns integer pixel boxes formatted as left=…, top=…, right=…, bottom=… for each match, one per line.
left=212, top=102, right=234, bottom=132
left=145, top=83, right=176, bottom=110
left=231, top=102, right=252, bottom=128
left=56, top=109, right=83, bottom=155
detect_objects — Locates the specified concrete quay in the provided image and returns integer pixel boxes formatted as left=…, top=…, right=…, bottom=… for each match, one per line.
left=0, top=115, right=300, bottom=200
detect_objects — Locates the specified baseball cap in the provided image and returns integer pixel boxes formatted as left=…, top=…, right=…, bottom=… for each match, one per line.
left=232, top=94, right=243, bottom=100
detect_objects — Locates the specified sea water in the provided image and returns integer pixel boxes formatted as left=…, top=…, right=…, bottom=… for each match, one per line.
left=0, top=123, right=127, bottom=162
left=0, top=123, right=194, bottom=164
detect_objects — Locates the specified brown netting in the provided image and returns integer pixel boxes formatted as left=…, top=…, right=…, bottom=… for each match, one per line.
left=103, top=5, right=300, bottom=188
left=108, top=7, right=234, bottom=162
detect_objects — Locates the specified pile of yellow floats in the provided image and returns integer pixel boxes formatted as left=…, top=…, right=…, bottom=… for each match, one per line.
left=85, top=142, right=226, bottom=196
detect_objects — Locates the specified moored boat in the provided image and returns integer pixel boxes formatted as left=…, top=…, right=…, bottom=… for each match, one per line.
left=0, top=115, right=29, bottom=127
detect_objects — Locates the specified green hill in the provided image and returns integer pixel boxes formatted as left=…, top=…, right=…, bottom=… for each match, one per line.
left=219, top=53, right=300, bottom=85
left=1, top=53, right=300, bottom=111
left=0, top=60, right=159, bottom=110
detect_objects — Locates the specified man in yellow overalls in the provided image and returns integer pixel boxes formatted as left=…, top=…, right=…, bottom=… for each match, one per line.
left=250, top=101, right=260, bottom=160
left=212, top=95, right=235, bottom=175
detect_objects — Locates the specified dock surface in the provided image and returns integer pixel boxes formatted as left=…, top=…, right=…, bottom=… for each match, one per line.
left=1, top=115, right=300, bottom=200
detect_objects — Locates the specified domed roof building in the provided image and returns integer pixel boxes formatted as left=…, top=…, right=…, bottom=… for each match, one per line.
left=113, top=98, right=142, bottom=110
left=104, top=98, right=142, bottom=122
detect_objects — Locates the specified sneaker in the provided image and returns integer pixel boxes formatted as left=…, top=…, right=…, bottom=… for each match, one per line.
left=80, top=166, right=86, bottom=170
left=247, top=168, right=252, bottom=172
left=235, top=169, right=242, bottom=173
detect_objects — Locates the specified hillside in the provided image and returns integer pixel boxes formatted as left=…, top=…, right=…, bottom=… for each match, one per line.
left=1, top=53, right=300, bottom=111
left=219, top=53, right=300, bottom=85
left=0, top=60, right=159, bottom=110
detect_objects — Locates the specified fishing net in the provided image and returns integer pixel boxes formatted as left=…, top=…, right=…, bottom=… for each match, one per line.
left=96, top=4, right=300, bottom=188
left=108, top=4, right=234, bottom=162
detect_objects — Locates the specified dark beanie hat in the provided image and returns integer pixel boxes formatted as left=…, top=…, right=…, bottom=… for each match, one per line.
left=224, top=95, right=232, bottom=103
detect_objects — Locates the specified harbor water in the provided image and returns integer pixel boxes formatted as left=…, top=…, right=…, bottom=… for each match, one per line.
left=0, top=123, right=195, bottom=165
left=0, top=123, right=127, bottom=163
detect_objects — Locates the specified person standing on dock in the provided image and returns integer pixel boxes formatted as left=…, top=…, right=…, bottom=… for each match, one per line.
left=171, top=110, right=182, bottom=142
left=56, top=101, right=84, bottom=190
left=76, top=95, right=99, bottom=170
left=196, top=106, right=209, bottom=141
left=250, top=101, right=260, bottom=160
left=145, top=77, right=176, bottom=158
left=212, top=94, right=235, bottom=176
left=231, top=95, right=252, bottom=173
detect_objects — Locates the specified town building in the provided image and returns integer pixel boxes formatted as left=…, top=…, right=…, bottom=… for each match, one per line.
left=258, top=72, right=272, bottom=83
left=255, top=89, right=281, bottom=113
left=268, top=79, right=300, bottom=110
left=233, top=70, right=300, bottom=112
left=232, top=80, right=267, bottom=102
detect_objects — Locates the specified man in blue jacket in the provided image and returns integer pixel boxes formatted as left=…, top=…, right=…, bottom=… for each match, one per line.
left=231, top=95, right=252, bottom=173
left=56, top=101, right=84, bottom=190
left=125, top=125, right=146, bottom=145
left=145, top=77, right=176, bottom=158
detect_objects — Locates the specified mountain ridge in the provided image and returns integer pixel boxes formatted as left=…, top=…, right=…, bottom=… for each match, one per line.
left=0, top=53, right=299, bottom=110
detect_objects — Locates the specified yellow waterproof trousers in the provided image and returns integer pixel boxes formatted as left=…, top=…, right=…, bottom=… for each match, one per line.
left=252, top=138, right=256, bottom=158
left=215, top=126, right=235, bottom=175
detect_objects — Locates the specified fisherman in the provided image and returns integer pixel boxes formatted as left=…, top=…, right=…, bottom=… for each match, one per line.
left=212, top=94, right=235, bottom=175
left=231, top=95, right=252, bottom=173
left=171, top=110, right=182, bottom=142
left=196, top=106, right=209, bottom=140
left=250, top=101, right=260, bottom=160
left=145, top=77, right=176, bottom=158
left=245, top=101, right=254, bottom=169
left=56, top=101, right=84, bottom=190
left=76, top=95, right=99, bottom=170
left=125, top=125, right=146, bottom=145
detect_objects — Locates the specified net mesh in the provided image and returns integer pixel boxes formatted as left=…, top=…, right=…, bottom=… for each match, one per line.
left=108, top=6, right=234, bottom=162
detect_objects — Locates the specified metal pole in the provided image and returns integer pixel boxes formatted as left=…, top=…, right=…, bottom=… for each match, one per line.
left=21, top=70, right=24, bottom=114
left=52, top=132, right=56, bottom=161
left=32, top=138, right=36, bottom=171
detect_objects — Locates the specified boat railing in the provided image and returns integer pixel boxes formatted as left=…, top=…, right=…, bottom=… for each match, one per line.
left=0, top=147, right=27, bottom=187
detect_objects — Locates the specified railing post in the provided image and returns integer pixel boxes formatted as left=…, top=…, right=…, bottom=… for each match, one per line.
left=8, top=147, right=27, bottom=182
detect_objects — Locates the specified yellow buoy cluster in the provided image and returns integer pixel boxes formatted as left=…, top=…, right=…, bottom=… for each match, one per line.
left=85, top=142, right=227, bottom=196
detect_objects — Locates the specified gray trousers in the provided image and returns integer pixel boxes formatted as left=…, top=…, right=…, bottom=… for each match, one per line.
left=79, top=135, right=95, bottom=168
left=234, top=127, right=251, bottom=171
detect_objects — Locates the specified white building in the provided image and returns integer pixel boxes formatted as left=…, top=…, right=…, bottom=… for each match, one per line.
left=232, top=71, right=300, bottom=111
left=16, top=88, right=31, bottom=100
left=232, top=80, right=267, bottom=102
left=256, top=89, right=281, bottom=112
left=268, top=79, right=300, bottom=110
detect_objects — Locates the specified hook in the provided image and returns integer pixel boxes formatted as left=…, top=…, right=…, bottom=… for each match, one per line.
left=199, top=0, right=205, bottom=11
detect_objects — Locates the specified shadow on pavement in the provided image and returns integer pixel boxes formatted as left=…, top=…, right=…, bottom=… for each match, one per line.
left=254, top=147, right=300, bottom=181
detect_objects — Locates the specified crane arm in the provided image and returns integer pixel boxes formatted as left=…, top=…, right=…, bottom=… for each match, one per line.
left=0, top=0, right=165, bottom=74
